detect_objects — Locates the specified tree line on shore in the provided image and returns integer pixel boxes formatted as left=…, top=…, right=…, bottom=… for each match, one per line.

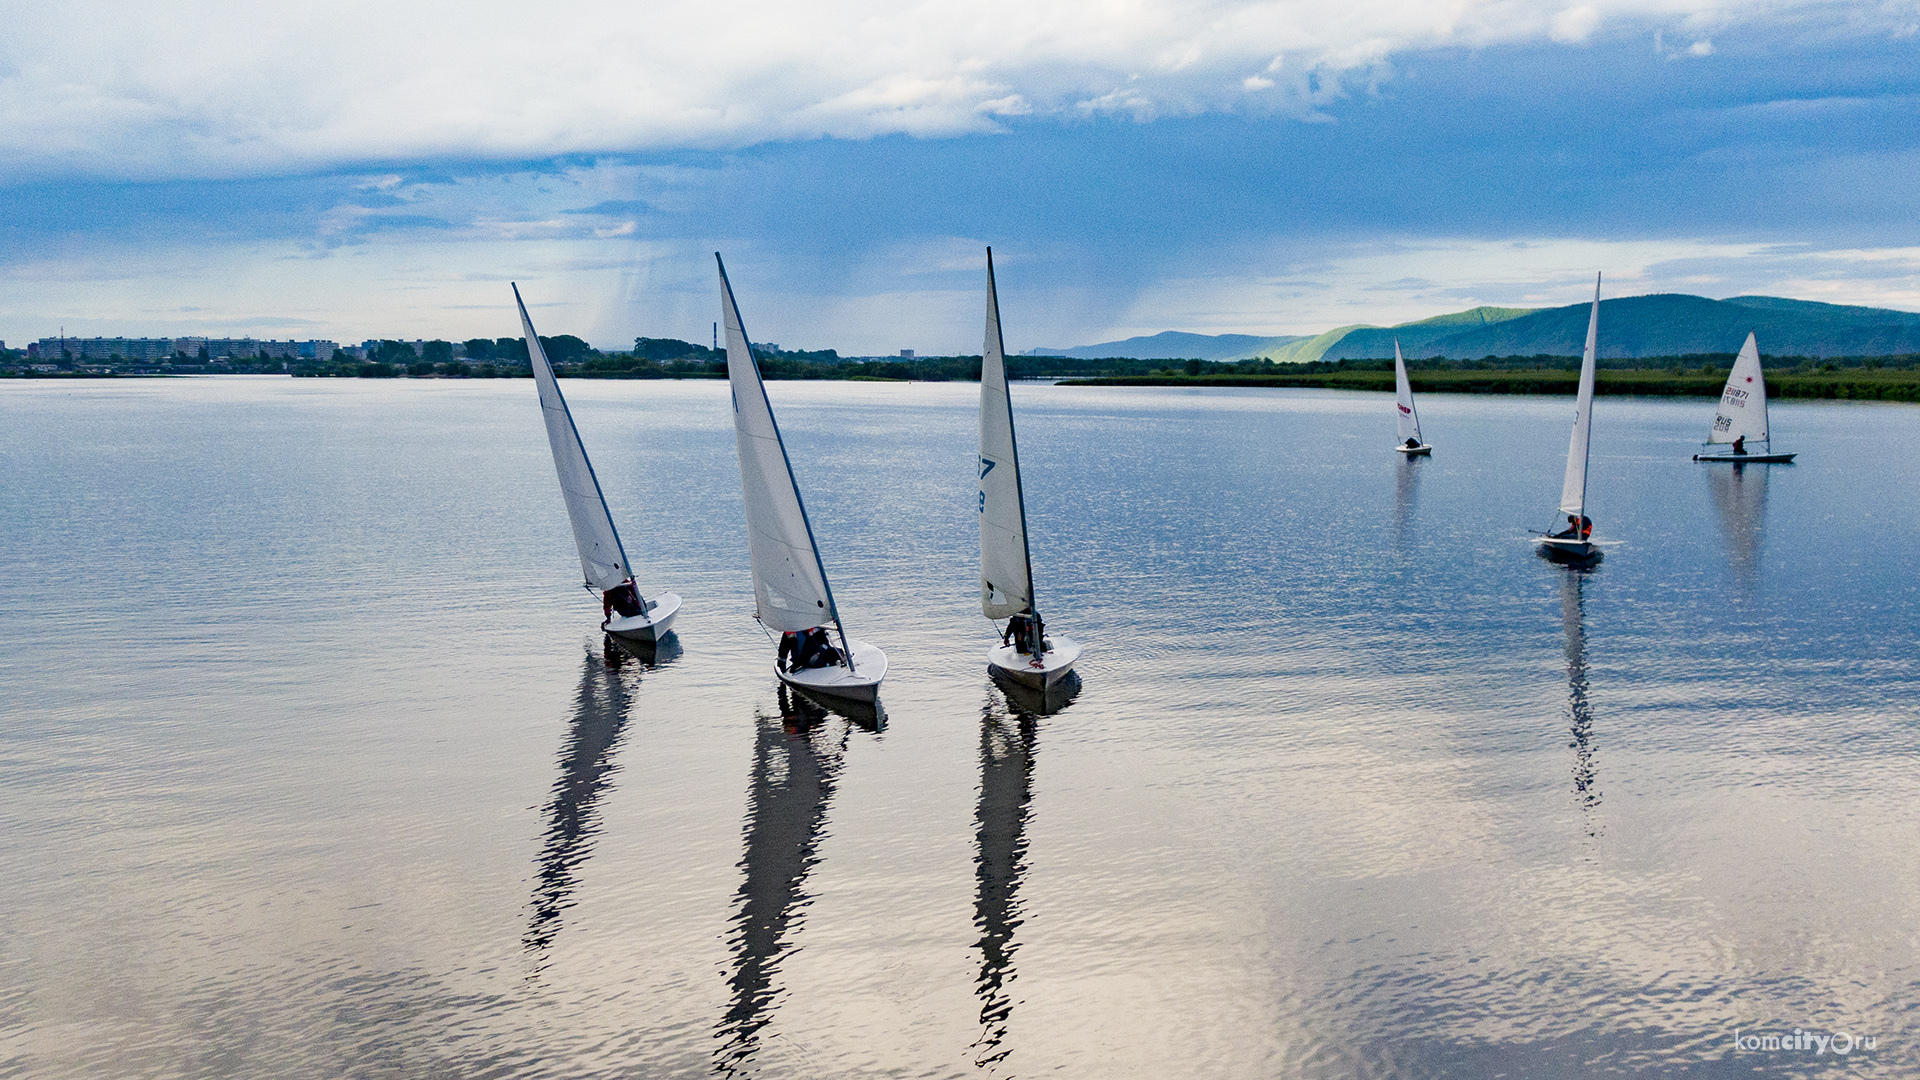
left=9, top=332, right=1919, bottom=397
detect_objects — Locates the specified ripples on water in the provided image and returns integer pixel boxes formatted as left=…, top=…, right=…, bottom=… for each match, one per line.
left=2, top=377, right=1916, bottom=1078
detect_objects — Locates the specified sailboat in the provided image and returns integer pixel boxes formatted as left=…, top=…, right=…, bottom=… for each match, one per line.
left=514, top=283, right=681, bottom=642
left=1392, top=339, right=1431, bottom=455
left=1534, top=274, right=1604, bottom=563
left=718, top=255, right=887, bottom=703
left=980, top=249, right=1083, bottom=690
left=1693, top=333, right=1796, bottom=463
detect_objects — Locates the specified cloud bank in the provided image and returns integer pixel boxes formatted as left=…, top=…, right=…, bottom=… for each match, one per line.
left=2, top=0, right=1904, bottom=180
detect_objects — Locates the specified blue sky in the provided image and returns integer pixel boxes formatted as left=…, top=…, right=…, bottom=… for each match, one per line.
left=3, top=0, right=1918, bottom=354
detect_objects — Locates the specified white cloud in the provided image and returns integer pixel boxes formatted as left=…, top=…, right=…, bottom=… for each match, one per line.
left=1550, top=5, right=1601, bottom=44
left=0, top=0, right=1904, bottom=181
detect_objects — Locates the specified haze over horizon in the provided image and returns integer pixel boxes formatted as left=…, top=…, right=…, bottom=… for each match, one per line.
left=4, top=0, right=1918, bottom=354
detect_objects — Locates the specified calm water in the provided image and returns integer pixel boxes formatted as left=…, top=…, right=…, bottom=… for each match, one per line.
left=2, top=377, right=1916, bottom=1078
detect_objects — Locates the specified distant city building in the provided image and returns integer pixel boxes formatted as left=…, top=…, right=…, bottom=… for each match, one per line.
left=31, top=336, right=179, bottom=361
left=900, top=349, right=915, bottom=358
left=24, top=336, right=345, bottom=362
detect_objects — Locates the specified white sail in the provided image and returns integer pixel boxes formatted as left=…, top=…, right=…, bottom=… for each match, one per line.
left=980, top=250, right=1034, bottom=620
left=1708, top=332, right=1769, bottom=445
left=1393, top=339, right=1422, bottom=444
left=515, top=284, right=633, bottom=593
left=1559, top=274, right=1601, bottom=517
left=718, top=256, right=840, bottom=635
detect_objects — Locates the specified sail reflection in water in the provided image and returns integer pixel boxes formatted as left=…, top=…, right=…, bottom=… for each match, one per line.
left=1560, top=572, right=1600, bottom=821
left=973, top=695, right=1039, bottom=1068
left=1706, top=462, right=1770, bottom=595
left=1394, top=455, right=1422, bottom=548
left=523, top=638, right=645, bottom=968
left=715, top=688, right=864, bottom=1075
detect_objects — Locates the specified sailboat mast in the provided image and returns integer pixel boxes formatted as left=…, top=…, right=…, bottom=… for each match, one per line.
left=1576, top=273, right=1599, bottom=518
left=513, top=282, right=645, bottom=610
left=716, top=254, right=856, bottom=671
left=986, top=248, right=1040, bottom=621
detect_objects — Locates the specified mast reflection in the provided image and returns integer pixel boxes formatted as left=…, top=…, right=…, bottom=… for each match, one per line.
left=523, top=638, right=636, bottom=969
left=714, top=687, right=849, bottom=1076
left=1561, top=571, right=1600, bottom=820
left=1706, top=461, right=1770, bottom=595
left=973, top=692, right=1039, bottom=1069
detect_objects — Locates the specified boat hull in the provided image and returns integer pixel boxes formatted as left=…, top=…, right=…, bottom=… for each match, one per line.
left=776, top=637, right=887, bottom=704
left=1394, top=444, right=1433, bottom=456
left=604, top=592, right=682, bottom=644
left=987, top=634, right=1082, bottom=690
left=1533, top=536, right=1601, bottom=563
left=1694, top=452, right=1796, bottom=463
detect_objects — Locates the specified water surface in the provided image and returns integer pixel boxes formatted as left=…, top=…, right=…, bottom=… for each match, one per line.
left=2, top=377, right=1915, bottom=1077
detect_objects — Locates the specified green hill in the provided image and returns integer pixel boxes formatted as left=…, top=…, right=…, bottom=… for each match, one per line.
left=1322, top=294, right=1920, bottom=360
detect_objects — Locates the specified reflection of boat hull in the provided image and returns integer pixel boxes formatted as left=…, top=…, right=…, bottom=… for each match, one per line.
left=1534, top=536, right=1601, bottom=563
left=605, top=592, right=682, bottom=644
left=992, top=667, right=1082, bottom=716
left=777, top=638, right=887, bottom=703
left=987, top=635, right=1082, bottom=690
left=1394, top=443, right=1432, bottom=456
left=1693, top=452, right=1795, bottom=464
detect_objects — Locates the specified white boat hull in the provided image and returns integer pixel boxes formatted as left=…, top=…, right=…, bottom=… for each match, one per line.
left=1533, top=536, right=1600, bottom=562
left=604, top=592, right=682, bottom=644
left=776, top=637, right=887, bottom=704
left=1694, top=452, right=1795, bottom=464
left=1394, top=443, right=1433, bottom=456
left=987, top=634, right=1082, bottom=690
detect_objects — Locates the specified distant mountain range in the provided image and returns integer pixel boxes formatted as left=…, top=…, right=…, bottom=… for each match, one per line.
left=1025, top=330, right=1309, bottom=362
left=1028, top=295, right=1920, bottom=361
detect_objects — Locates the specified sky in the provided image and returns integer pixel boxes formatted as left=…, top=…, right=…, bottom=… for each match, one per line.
left=3, top=0, right=1919, bottom=355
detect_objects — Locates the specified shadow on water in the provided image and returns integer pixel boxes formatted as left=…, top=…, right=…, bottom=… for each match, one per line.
left=714, top=686, right=873, bottom=1076
left=1705, top=462, right=1770, bottom=596
left=972, top=688, right=1042, bottom=1070
left=1560, top=570, right=1601, bottom=826
left=523, top=637, right=658, bottom=972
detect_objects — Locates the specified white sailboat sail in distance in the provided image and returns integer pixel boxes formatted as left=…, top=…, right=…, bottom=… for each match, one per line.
left=1560, top=274, right=1601, bottom=519
left=1392, top=339, right=1430, bottom=454
left=1536, top=273, right=1603, bottom=561
left=980, top=247, right=1081, bottom=690
left=514, top=283, right=679, bottom=642
left=719, top=254, right=886, bottom=702
left=1694, top=332, right=1797, bottom=462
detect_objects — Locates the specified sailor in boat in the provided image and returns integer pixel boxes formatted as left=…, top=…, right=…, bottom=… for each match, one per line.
left=1001, top=613, right=1047, bottom=658
left=601, top=580, right=643, bottom=625
left=1404, top=437, right=1421, bottom=450
left=1731, top=435, right=1745, bottom=456
left=1550, top=514, right=1594, bottom=541
left=777, top=627, right=843, bottom=672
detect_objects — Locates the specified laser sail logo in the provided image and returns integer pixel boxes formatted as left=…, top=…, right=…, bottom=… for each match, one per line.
left=1732, top=1028, right=1877, bottom=1056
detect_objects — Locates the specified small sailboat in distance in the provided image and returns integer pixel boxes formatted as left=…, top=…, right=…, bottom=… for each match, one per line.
left=1693, top=333, right=1797, bottom=463
left=1534, top=274, right=1604, bottom=563
left=1392, top=339, right=1431, bottom=455
left=718, top=254, right=887, bottom=704
left=980, top=249, right=1082, bottom=690
left=514, top=283, right=681, bottom=643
